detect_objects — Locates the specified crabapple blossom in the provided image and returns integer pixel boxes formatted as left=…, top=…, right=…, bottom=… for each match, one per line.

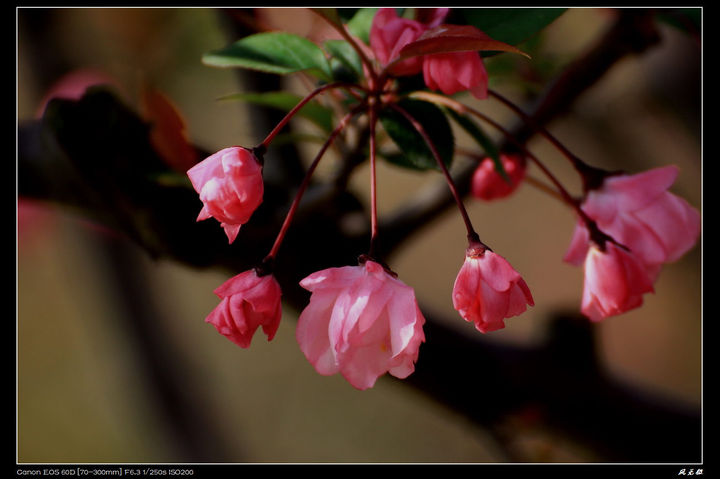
left=422, top=49, right=489, bottom=99
left=580, top=242, right=655, bottom=321
left=187, top=146, right=264, bottom=243
left=369, top=8, right=427, bottom=76
left=471, top=153, right=527, bottom=201
left=564, top=166, right=700, bottom=278
left=452, top=247, right=534, bottom=333
left=296, top=260, right=425, bottom=390
left=369, top=8, right=489, bottom=98
left=205, top=269, right=282, bottom=348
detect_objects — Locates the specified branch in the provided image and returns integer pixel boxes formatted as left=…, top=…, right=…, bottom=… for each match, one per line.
left=404, top=311, right=700, bottom=462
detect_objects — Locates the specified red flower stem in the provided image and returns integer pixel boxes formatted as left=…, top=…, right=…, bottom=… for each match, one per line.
left=388, top=102, right=482, bottom=247
left=263, top=104, right=366, bottom=264
left=488, top=90, right=579, bottom=163
left=411, top=91, right=614, bottom=248
left=368, top=98, right=380, bottom=258
left=260, top=82, right=365, bottom=149
left=488, top=89, right=611, bottom=192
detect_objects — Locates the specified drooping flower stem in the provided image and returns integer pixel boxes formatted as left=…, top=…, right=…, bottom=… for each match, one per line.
left=260, top=82, right=366, bottom=149
left=263, top=104, right=366, bottom=266
left=368, top=97, right=380, bottom=258
left=388, top=102, right=483, bottom=248
left=410, top=90, right=618, bottom=250
left=488, top=89, right=612, bottom=192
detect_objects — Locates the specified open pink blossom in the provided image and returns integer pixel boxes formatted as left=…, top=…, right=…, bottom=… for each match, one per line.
left=296, top=260, right=426, bottom=390
left=580, top=242, right=655, bottom=321
left=564, top=166, right=700, bottom=275
left=422, top=49, right=489, bottom=99
left=452, top=249, right=534, bottom=333
left=471, top=154, right=527, bottom=201
left=205, top=269, right=282, bottom=348
left=187, top=147, right=264, bottom=243
left=369, top=8, right=427, bottom=76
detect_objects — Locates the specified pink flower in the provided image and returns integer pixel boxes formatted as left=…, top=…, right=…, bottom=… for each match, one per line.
left=580, top=242, right=655, bottom=321
left=471, top=154, right=527, bottom=201
left=187, top=147, right=264, bottom=243
left=205, top=269, right=282, bottom=348
left=296, top=260, right=426, bottom=390
left=370, top=8, right=426, bottom=76
left=422, top=49, right=489, bottom=99
left=564, top=166, right=700, bottom=274
left=452, top=249, right=534, bottom=333
left=368, top=8, right=490, bottom=99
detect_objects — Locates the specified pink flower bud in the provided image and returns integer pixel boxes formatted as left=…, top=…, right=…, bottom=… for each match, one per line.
left=370, top=8, right=426, bottom=76
left=564, top=166, right=700, bottom=275
left=296, top=260, right=426, bottom=390
left=205, top=269, right=282, bottom=348
left=452, top=250, right=534, bottom=333
left=580, top=242, right=655, bottom=321
left=471, top=154, right=527, bottom=201
left=422, top=49, right=489, bottom=99
left=187, top=147, right=264, bottom=243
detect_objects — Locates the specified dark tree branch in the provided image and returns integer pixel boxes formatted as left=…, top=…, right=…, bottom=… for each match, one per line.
left=403, top=312, right=700, bottom=462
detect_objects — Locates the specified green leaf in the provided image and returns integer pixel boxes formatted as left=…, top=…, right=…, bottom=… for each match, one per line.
left=202, top=32, right=333, bottom=81
left=324, top=39, right=364, bottom=78
left=217, top=91, right=333, bottom=132
left=378, top=99, right=454, bottom=171
left=346, top=8, right=378, bottom=44
left=459, top=8, right=566, bottom=47
left=443, top=108, right=508, bottom=182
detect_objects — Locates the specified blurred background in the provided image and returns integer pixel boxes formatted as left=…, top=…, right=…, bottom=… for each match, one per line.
left=17, top=8, right=701, bottom=463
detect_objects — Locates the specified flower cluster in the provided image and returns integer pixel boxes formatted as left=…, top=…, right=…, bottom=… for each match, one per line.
left=563, top=166, right=700, bottom=320
left=370, top=8, right=489, bottom=98
left=186, top=8, right=700, bottom=390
